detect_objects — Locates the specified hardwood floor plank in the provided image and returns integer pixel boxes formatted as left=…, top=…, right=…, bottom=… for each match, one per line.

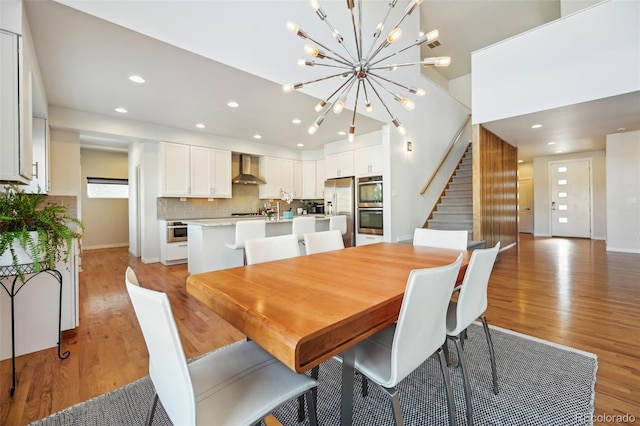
left=0, top=235, right=638, bottom=425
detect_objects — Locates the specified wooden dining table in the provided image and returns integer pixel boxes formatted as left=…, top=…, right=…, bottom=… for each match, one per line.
left=186, top=242, right=469, bottom=425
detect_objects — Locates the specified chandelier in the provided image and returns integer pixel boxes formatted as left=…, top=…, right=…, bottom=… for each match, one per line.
left=283, top=0, right=451, bottom=142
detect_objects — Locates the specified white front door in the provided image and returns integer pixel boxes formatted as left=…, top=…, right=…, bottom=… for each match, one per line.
left=518, top=179, right=533, bottom=233
left=549, top=159, right=591, bottom=238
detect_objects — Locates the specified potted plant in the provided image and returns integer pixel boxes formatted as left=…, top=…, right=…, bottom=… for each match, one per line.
left=0, top=184, right=83, bottom=279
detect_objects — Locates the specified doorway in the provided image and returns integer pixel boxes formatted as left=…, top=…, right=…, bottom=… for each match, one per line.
left=518, top=179, right=533, bottom=233
left=548, top=159, right=591, bottom=238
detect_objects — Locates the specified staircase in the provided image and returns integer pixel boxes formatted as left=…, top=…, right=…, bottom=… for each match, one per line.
left=426, top=144, right=485, bottom=250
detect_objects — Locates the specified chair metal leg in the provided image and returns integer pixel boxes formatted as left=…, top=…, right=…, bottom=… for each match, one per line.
left=145, top=393, right=159, bottom=426
left=298, top=366, right=320, bottom=421
left=453, top=336, right=474, bottom=426
left=380, top=386, right=404, bottom=426
left=481, top=315, right=499, bottom=394
left=437, top=348, right=457, bottom=426
left=361, top=373, right=369, bottom=397
left=306, top=388, right=319, bottom=426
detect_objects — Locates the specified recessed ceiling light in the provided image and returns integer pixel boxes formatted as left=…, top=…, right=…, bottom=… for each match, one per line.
left=195, top=123, right=205, bottom=129
left=617, top=127, right=626, bottom=132
left=338, top=131, right=346, bottom=136
left=531, top=124, right=543, bottom=129
left=292, top=118, right=302, bottom=124
left=128, top=75, right=145, bottom=83
left=547, top=141, right=556, bottom=145
left=253, top=134, right=262, bottom=139
left=227, top=101, right=239, bottom=108
left=115, top=107, right=128, bottom=114
left=555, top=150, right=564, bottom=154
left=297, top=143, right=304, bottom=147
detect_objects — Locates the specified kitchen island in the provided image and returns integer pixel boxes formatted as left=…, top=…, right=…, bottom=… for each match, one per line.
left=185, top=216, right=329, bottom=274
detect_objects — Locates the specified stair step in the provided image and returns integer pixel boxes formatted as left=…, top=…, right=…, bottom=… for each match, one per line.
left=445, top=190, right=472, bottom=198
left=435, top=204, right=473, bottom=213
left=432, top=212, right=472, bottom=221
left=441, top=196, right=473, bottom=204
left=448, top=182, right=471, bottom=191
left=427, top=221, right=473, bottom=231
left=454, top=169, right=472, bottom=177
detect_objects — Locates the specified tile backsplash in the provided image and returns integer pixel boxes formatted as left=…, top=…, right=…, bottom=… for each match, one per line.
left=157, top=185, right=316, bottom=220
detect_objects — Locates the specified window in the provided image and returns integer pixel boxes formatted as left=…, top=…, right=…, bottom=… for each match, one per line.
left=87, top=177, right=129, bottom=199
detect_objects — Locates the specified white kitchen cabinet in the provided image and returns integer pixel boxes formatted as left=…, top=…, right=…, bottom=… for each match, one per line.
left=301, top=159, right=325, bottom=199
left=292, top=160, right=302, bottom=198
left=354, top=144, right=383, bottom=175
left=0, top=29, right=31, bottom=183
left=24, top=117, right=50, bottom=193
left=356, top=233, right=384, bottom=246
left=325, top=151, right=354, bottom=179
left=158, top=142, right=190, bottom=196
left=158, top=143, right=231, bottom=198
left=190, top=146, right=231, bottom=198
left=259, top=156, right=294, bottom=199
left=0, top=239, right=79, bottom=360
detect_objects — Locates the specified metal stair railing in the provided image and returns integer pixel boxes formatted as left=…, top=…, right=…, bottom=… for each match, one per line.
left=420, top=114, right=472, bottom=195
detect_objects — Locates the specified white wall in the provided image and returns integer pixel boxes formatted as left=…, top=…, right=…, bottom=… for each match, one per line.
left=606, top=130, right=640, bottom=253
left=49, top=129, right=81, bottom=197
left=472, top=0, right=640, bottom=124
left=532, top=150, right=606, bottom=239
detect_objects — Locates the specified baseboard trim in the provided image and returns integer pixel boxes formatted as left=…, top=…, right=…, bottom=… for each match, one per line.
left=83, top=243, right=129, bottom=250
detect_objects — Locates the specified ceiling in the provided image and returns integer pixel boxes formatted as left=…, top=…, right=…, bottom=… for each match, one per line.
left=23, top=0, right=639, bottom=160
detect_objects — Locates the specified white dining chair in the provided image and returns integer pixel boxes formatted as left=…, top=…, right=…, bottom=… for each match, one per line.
left=348, top=254, right=463, bottom=426
left=413, top=228, right=468, bottom=251
left=303, top=230, right=345, bottom=255
left=292, top=216, right=316, bottom=254
left=329, top=215, right=347, bottom=235
left=124, top=267, right=318, bottom=426
left=225, top=220, right=266, bottom=265
left=444, top=241, right=500, bottom=426
left=245, top=234, right=300, bottom=265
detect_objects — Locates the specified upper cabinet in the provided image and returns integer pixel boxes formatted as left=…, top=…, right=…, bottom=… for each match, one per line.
left=259, top=156, right=294, bottom=199
left=354, top=144, right=383, bottom=176
left=190, top=146, right=231, bottom=198
left=325, top=151, right=354, bottom=179
left=23, top=117, right=49, bottom=193
left=301, top=159, right=325, bottom=199
left=158, top=142, right=232, bottom=198
left=0, top=29, right=31, bottom=183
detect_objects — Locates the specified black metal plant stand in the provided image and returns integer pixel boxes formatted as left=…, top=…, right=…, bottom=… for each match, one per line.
left=0, top=263, right=70, bottom=396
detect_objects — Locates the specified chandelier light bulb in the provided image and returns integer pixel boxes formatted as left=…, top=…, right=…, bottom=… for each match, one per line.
left=401, top=98, right=416, bottom=111
left=386, top=28, right=403, bottom=44
left=435, top=56, right=451, bottom=67
left=298, top=59, right=314, bottom=67
left=333, top=97, right=346, bottom=114
left=332, top=29, right=344, bottom=43
left=410, top=87, right=426, bottom=97
left=286, top=20, right=300, bottom=34
left=303, top=43, right=322, bottom=58
left=282, top=83, right=294, bottom=93
left=314, top=100, right=327, bottom=112
left=309, top=0, right=321, bottom=12
left=365, top=101, right=373, bottom=112
left=425, top=29, right=439, bottom=43
left=348, top=125, right=356, bottom=142
left=308, top=116, right=324, bottom=135
left=374, top=22, right=384, bottom=38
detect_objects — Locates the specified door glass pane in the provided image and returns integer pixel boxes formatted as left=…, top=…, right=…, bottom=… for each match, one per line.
left=557, top=179, right=567, bottom=185
left=558, top=217, right=568, bottom=223
left=558, top=166, right=567, bottom=173
left=558, top=192, right=567, bottom=198
left=558, top=204, right=568, bottom=211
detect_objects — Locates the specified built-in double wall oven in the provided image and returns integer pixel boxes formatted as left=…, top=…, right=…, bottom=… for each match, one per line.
left=357, top=175, right=383, bottom=235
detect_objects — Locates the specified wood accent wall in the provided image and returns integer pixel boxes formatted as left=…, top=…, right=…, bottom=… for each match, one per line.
left=472, top=125, right=518, bottom=248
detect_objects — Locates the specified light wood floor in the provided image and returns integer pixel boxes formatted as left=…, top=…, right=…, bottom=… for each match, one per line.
left=1, top=234, right=638, bottom=425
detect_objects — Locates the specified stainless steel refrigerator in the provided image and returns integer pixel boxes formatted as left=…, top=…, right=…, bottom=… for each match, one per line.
left=324, top=177, right=355, bottom=247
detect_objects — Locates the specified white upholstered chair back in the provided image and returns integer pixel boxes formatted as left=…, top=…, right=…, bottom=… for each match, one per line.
left=413, top=228, right=468, bottom=251
left=304, top=230, right=345, bottom=255
left=245, top=234, right=300, bottom=265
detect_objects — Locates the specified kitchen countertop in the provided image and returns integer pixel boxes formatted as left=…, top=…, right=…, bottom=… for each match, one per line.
left=184, top=215, right=328, bottom=227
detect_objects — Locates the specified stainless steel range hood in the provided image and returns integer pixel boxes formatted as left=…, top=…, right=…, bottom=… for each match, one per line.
left=232, top=154, right=265, bottom=185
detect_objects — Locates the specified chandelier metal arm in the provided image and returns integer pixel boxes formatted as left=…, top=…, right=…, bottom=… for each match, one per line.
left=348, top=0, right=362, bottom=61
left=295, top=71, right=351, bottom=90
left=365, top=0, right=422, bottom=64
left=365, top=77, right=395, bottom=120
left=368, top=71, right=414, bottom=93
left=310, top=3, right=358, bottom=63
left=364, top=0, right=398, bottom=61
left=319, top=75, right=357, bottom=110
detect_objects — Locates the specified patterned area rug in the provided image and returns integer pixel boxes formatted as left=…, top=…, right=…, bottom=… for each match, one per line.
left=30, top=324, right=597, bottom=426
